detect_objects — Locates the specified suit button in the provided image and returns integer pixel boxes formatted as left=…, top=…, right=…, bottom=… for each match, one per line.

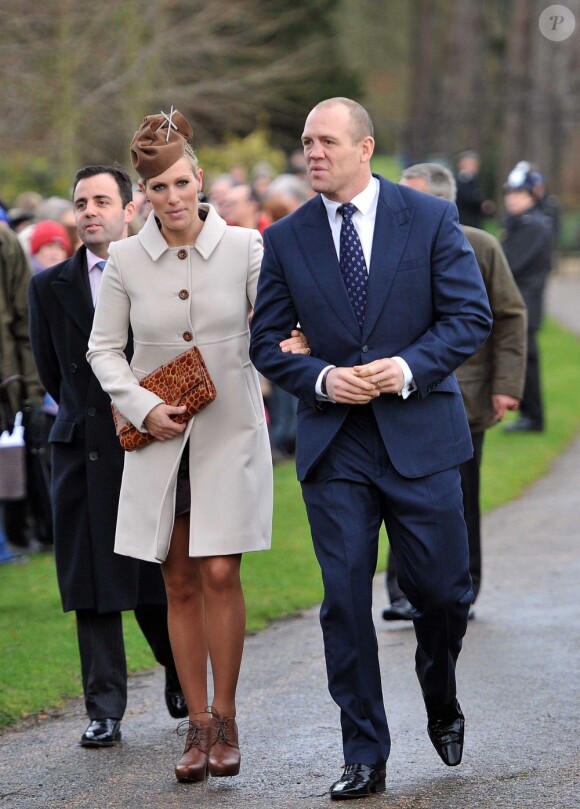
left=88, top=451, right=99, bottom=461
left=87, top=407, right=97, bottom=416
left=361, top=345, right=369, bottom=353
left=179, top=289, right=189, bottom=300
left=70, top=362, right=78, bottom=372
left=177, top=249, right=187, bottom=260
left=183, top=331, right=193, bottom=342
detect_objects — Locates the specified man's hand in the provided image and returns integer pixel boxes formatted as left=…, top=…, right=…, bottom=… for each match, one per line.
left=143, top=403, right=187, bottom=440
left=353, top=358, right=405, bottom=395
left=280, top=329, right=311, bottom=355
left=325, top=367, right=380, bottom=404
left=492, top=394, right=520, bottom=421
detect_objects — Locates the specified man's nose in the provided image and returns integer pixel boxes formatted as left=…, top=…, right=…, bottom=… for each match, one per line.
left=84, top=203, right=97, bottom=216
left=308, top=141, right=324, bottom=159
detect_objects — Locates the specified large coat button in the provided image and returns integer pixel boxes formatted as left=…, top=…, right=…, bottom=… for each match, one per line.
left=177, top=249, right=187, bottom=260
left=183, top=331, right=193, bottom=342
left=179, top=289, right=189, bottom=300
left=88, top=451, right=99, bottom=461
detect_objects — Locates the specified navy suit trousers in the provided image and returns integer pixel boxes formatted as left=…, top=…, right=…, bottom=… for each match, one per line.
left=301, top=406, right=472, bottom=767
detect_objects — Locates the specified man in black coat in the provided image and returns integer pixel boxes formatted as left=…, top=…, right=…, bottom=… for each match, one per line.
left=28, top=165, right=185, bottom=747
left=501, top=166, right=553, bottom=432
left=454, top=151, right=493, bottom=229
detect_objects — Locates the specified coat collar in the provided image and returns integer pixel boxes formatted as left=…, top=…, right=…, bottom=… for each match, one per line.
left=293, top=175, right=414, bottom=340
left=137, top=203, right=227, bottom=261
left=51, top=247, right=95, bottom=338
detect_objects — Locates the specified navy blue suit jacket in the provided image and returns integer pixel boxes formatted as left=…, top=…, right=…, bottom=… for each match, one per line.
left=250, top=176, right=492, bottom=481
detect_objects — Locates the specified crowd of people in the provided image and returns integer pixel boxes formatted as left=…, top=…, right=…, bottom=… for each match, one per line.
left=0, top=98, right=560, bottom=800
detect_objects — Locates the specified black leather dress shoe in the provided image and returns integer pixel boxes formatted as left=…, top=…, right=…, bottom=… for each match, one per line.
left=330, top=764, right=386, bottom=800
left=80, top=718, right=121, bottom=747
left=382, top=597, right=413, bottom=621
left=165, top=668, right=188, bottom=719
left=503, top=417, right=543, bottom=433
left=427, top=699, right=464, bottom=766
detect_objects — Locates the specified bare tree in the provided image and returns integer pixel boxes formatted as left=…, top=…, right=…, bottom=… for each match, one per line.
left=0, top=1, right=358, bottom=187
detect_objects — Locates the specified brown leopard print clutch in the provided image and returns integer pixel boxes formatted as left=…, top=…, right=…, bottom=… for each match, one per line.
left=111, top=346, right=216, bottom=451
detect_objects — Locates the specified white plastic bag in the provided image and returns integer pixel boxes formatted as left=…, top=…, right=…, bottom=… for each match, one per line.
left=0, top=412, right=27, bottom=500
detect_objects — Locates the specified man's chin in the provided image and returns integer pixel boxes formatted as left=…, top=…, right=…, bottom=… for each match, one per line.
left=309, top=177, right=330, bottom=194
left=82, top=233, right=98, bottom=243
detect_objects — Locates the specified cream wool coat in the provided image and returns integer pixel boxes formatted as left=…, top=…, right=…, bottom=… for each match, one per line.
left=87, top=205, right=272, bottom=563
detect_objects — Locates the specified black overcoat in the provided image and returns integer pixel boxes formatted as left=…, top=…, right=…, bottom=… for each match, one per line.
left=28, top=247, right=167, bottom=612
left=502, top=207, right=552, bottom=332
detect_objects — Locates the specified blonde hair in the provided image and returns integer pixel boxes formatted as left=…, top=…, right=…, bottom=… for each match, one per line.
left=184, top=142, right=201, bottom=178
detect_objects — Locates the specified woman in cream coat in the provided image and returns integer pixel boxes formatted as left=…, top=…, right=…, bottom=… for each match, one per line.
left=88, top=110, right=303, bottom=784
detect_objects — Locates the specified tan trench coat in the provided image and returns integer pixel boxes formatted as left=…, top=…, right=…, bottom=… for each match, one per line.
left=87, top=205, right=272, bottom=562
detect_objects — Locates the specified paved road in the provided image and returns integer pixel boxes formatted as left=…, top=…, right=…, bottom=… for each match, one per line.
left=1, top=274, right=579, bottom=809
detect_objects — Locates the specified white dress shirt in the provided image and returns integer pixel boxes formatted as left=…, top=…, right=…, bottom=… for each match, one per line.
left=314, top=177, right=415, bottom=400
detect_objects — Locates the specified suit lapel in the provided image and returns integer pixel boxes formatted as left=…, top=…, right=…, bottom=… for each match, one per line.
left=294, top=197, right=361, bottom=338
left=363, top=179, right=414, bottom=340
left=51, top=248, right=95, bottom=339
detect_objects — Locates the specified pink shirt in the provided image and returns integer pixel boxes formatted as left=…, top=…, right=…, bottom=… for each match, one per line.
left=86, top=250, right=106, bottom=307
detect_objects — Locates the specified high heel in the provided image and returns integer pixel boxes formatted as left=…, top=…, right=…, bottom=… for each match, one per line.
left=174, top=718, right=211, bottom=782
left=207, top=708, right=240, bottom=777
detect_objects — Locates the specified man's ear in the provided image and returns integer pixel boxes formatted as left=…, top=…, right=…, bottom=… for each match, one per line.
left=360, top=136, right=375, bottom=164
left=124, top=200, right=137, bottom=225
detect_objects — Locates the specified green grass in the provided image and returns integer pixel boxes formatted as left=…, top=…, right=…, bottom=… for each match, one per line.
left=1, top=318, right=579, bottom=728
left=481, top=318, right=580, bottom=510
left=371, top=155, right=403, bottom=182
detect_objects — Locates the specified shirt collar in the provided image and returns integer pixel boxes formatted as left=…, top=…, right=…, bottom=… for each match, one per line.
left=86, top=248, right=106, bottom=272
left=321, top=176, right=379, bottom=220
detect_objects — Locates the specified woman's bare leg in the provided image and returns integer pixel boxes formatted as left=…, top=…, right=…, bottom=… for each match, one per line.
left=200, top=554, right=245, bottom=717
left=162, top=514, right=209, bottom=720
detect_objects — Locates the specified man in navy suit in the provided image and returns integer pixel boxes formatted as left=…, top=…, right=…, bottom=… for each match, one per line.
left=250, top=98, right=492, bottom=800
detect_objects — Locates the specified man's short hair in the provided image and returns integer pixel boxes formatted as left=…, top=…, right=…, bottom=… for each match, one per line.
left=72, top=164, right=133, bottom=208
left=312, top=97, right=374, bottom=143
left=401, top=163, right=457, bottom=202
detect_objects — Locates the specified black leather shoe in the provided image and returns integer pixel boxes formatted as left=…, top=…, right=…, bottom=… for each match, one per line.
left=382, top=597, right=413, bottom=621
left=330, top=764, right=386, bottom=800
left=503, top=417, right=543, bottom=433
left=165, top=668, right=188, bottom=719
left=80, top=718, right=121, bottom=747
left=427, top=699, right=464, bottom=766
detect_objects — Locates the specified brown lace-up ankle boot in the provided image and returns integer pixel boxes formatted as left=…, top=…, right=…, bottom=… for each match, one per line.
left=174, top=718, right=211, bottom=782
left=207, top=708, right=240, bottom=777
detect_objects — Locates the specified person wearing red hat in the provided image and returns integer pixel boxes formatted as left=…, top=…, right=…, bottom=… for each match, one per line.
left=29, top=220, right=71, bottom=273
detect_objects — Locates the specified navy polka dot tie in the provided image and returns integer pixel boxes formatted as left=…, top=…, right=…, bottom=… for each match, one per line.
left=338, top=203, right=368, bottom=328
